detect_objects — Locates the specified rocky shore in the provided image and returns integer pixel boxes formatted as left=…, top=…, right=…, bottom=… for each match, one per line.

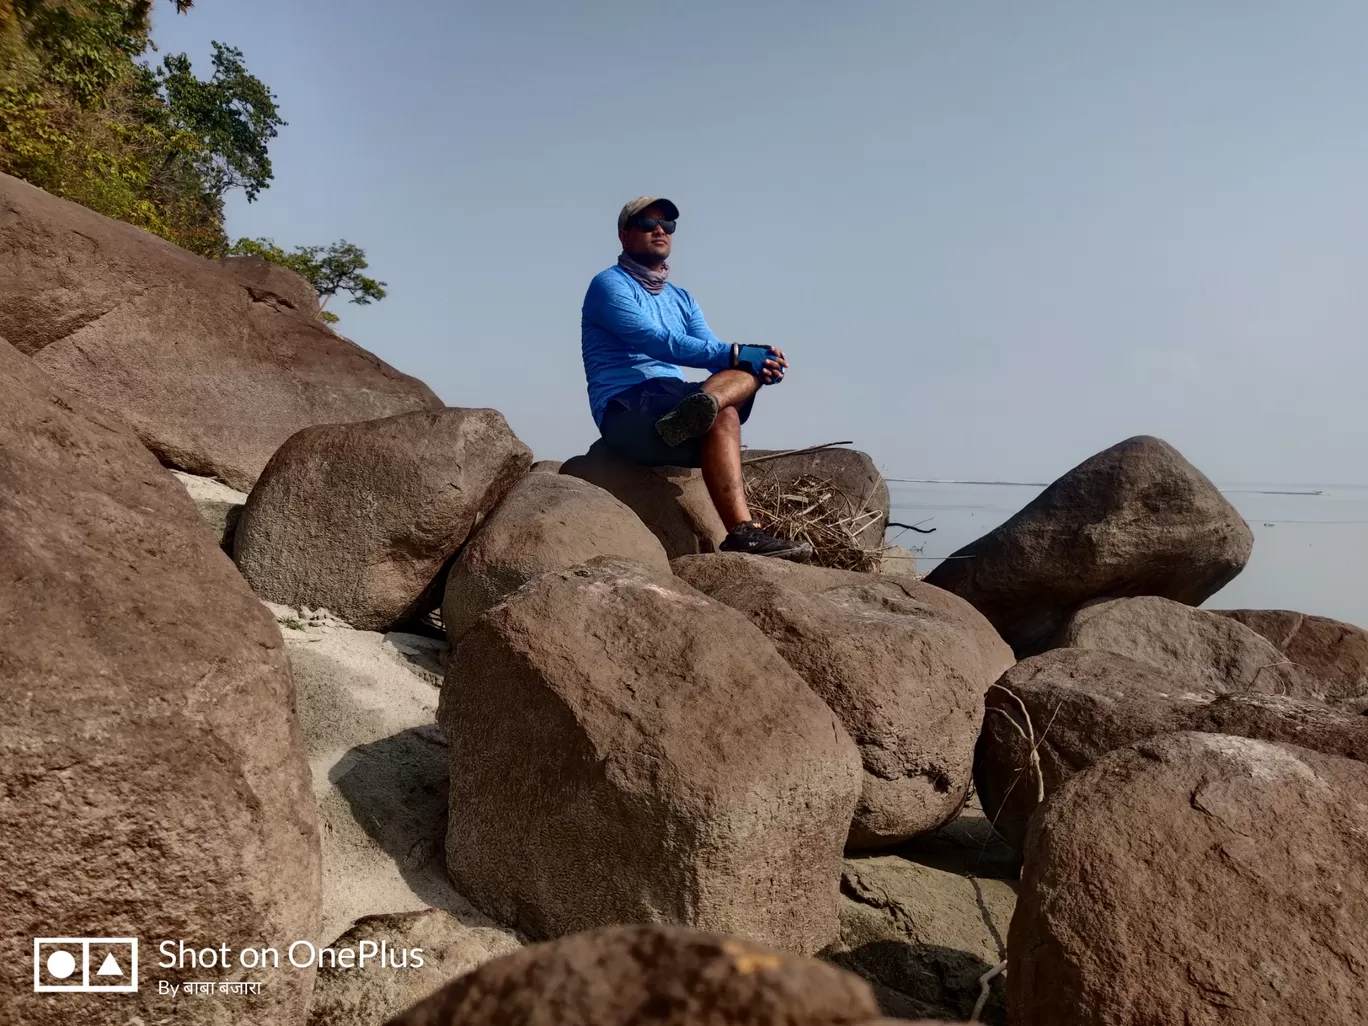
left=3, top=172, right=1366, bottom=1025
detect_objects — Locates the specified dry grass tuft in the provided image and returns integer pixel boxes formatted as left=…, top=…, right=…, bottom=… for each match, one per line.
left=743, top=470, right=897, bottom=573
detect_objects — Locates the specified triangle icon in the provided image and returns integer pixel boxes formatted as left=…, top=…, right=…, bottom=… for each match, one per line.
left=96, top=953, right=123, bottom=977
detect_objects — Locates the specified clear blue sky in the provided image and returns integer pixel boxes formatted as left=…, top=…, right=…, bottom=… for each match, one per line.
left=153, top=1, right=1368, bottom=484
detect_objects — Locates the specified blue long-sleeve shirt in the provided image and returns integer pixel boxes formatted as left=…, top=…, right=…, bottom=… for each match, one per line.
left=581, top=265, right=733, bottom=426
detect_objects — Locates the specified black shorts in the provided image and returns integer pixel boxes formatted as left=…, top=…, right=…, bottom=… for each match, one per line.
left=598, top=378, right=755, bottom=468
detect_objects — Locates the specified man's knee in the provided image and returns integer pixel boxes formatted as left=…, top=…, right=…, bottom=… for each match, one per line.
left=712, top=405, right=741, bottom=432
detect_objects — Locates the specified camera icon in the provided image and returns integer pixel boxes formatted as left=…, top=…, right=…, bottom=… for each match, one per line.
left=33, top=938, right=138, bottom=993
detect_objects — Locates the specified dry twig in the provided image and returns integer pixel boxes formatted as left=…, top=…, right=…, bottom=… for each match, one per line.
left=744, top=469, right=905, bottom=574
left=971, top=959, right=1008, bottom=1022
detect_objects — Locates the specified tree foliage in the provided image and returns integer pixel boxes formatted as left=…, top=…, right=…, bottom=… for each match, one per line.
left=229, top=236, right=387, bottom=324
left=0, top=2, right=387, bottom=322
left=155, top=42, right=283, bottom=202
left=0, top=0, right=280, bottom=255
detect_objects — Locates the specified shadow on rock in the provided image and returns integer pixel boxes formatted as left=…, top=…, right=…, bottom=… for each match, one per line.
left=828, top=941, right=1005, bottom=1024
left=330, top=724, right=470, bottom=914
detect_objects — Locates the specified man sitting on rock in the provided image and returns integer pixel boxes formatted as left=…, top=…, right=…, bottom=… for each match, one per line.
left=580, top=196, right=813, bottom=561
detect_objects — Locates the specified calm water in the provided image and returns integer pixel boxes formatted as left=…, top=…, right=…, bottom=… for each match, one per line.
left=887, top=481, right=1368, bottom=630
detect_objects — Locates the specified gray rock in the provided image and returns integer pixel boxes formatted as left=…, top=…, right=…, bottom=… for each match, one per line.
left=674, top=554, right=1014, bottom=848
left=171, top=469, right=247, bottom=553
left=976, top=647, right=1368, bottom=854
left=234, top=408, right=531, bottom=631
left=442, top=557, right=862, bottom=954
left=1211, top=608, right=1368, bottom=711
left=828, top=856, right=1013, bottom=1024
left=0, top=171, right=440, bottom=491
left=926, top=435, right=1252, bottom=655
left=561, top=439, right=726, bottom=557
left=308, top=910, right=521, bottom=1026
left=1054, top=595, right=1316, bottom=697
left=385, top=923, right=883, bottom=1026
left=0, top=339, right=320, bottom=1025
left=444, top=473, right=668, bottom=639
left=1009, top=733, right=1368, bottom=1026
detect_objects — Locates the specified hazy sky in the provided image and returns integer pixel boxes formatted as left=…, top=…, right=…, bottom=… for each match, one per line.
left=153, top=1, right=1368, bottom=484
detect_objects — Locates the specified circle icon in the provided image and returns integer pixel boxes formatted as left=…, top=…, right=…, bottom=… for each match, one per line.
left=46, top=950, right=77, bottom=979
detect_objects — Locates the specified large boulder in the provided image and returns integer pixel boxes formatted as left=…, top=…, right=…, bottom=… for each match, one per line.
left=235, top=408, right=531, bottom=632
left=1009, top=732, right=1368, bottom=1025
left=0, top=173, right=441, bottom=490
left=308, top=910, right=521, bottom=1026
left=442, top=558, right=862, bottom=954
left=741, top=447, right=890, bottom=551
left=1053, top=595, right=1316, bottom=697
left=828, top=856, right=1014, bottom=1024
left=1212, top=608, right=1368, bottom=711
left=215, top=253, right=323, bottom=318
left=975, top=648, right=1368, bottom=852
left=561, top=438, right=726, bottom=557
left=924, top=435, right=1252, bottom=654
left=385, top=924, right=883, bottom=1026
left=0, top=339, right=320, bottom=1024
left=443, top=472, right=669, bottom=639
left=673, top=554, right=1014, bottom=848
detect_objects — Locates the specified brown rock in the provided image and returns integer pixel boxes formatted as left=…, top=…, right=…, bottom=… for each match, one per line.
left=215, top=253, right=322, bottom=318
left=924, top=435, right=1252, bottom=654
left=1054, top=594, right=1316, bottom=697
left=442, top=558, right=862, bottom=954
left=385, top=923, right=882, bottom=1026
left=879, top=545, right=918, bottom=577
left=1009, top=732, right=1368, bottom=1026
left=171, top=469, right=248, bottom=554
left=0, top=340, right=320, bottom=1024
left=561, top=438, right=726, bottom=556
left=742, top=447, right=890, bottom=550
left=308, top=910, right=522, bottom=1026
left=0, top=172, right=441, bottom=490
left=1212, top=608, right=1368, bottom=710
left=674, top=554, right=1013, bottom=848
left=976, top=648, right=1208, bottom=853
left=976, top=648, right=1368, bottom=852
left=234, top=408, right=531, bottom=632
left=828, top=856, right=1013, bottom=1024
left=444, top=473, right=669, bottom=639
left=529, top=459, right=563, bottom=474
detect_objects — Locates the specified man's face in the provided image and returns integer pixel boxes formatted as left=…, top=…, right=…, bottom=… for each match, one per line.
left=618, top=204, right=674, bottom=265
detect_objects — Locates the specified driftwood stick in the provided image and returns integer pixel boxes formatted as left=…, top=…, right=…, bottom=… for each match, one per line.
left=971, top=959, right=1008, bottom=1022
left=888, top=520, right=937, bottom=534
left=741, top=440, right=854, bottom=466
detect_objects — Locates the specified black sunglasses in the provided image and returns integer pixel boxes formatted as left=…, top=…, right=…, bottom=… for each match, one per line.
left=627, top=216, right=676, bottom=234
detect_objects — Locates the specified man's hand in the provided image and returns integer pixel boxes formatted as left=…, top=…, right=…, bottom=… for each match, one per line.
left=732, top=344, right=789, bottom=383
left=761, top=346, right=788, bottom=384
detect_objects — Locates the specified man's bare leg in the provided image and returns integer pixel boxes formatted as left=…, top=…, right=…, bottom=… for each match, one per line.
left=701, top=406, right=749, bottom=528
left=698, top=370, right=759, bottom=528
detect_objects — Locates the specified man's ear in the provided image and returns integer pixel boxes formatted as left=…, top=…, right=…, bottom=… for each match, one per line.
left=618, top=229, right=629, bottom=249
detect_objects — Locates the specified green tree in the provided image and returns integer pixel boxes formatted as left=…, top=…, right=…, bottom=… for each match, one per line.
left=154, top=41, right=283, bottom=203
left=229, top=236, right=387, bottom=324
left=0, top=1, right=281, bottom=255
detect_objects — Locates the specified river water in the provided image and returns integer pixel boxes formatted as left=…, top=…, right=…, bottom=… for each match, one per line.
left=887, top=480, right=1368, bottom=630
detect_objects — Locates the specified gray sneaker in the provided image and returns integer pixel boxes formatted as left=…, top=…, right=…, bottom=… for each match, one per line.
left=654, top=391, right=720, bottom=448
left=719, top=521, right=814, bottom=562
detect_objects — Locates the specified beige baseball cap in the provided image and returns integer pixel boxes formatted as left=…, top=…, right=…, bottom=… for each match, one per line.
left=618, top=196, right=679, bottom=230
